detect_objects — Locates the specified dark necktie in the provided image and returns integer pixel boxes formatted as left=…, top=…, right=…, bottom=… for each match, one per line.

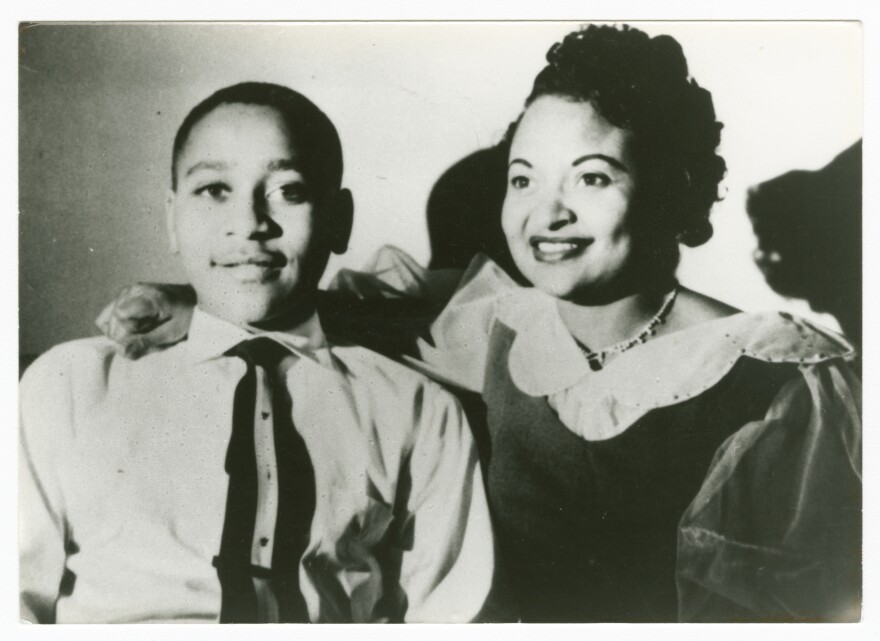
left=214, top=337, right=316, bottom=623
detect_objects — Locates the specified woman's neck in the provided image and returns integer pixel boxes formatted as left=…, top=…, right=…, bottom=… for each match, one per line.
left=556, top=288, right=670, bottom=351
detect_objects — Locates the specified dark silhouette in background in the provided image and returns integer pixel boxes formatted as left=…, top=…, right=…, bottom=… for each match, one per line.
left=425, top=142, right=527, bottom=284
left=746, top=140, right=862, bottom=346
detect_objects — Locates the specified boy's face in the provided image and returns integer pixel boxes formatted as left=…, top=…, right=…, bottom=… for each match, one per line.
left=167, top=103, right=342, bottom=328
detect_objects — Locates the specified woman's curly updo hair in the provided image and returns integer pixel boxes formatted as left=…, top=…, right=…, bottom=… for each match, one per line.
left=511, top=24, right=726, bottom=277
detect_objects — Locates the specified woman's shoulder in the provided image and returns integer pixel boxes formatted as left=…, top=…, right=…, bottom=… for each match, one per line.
left=662, top=288, right=854, bottom=364
left=592, top=306, right=856, bottom=415
left=418, top=254, right=532, bottom=393
left=662, top=287, right=739, bottom=333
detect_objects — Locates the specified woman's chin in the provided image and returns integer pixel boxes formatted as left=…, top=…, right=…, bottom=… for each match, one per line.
left=528, top=271, right=597, bottom=302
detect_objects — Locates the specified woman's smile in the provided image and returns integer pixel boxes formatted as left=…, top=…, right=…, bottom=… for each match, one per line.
left=530, top=236, right=593, bottom=262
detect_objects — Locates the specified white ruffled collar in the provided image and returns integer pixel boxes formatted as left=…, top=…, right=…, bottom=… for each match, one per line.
left=492, top=290, right=856, bottom=441
left=499, top=289, right=855, bottom=407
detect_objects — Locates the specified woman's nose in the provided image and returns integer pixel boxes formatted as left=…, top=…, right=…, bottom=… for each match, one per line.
left=540, top=190, right=577, bottom=231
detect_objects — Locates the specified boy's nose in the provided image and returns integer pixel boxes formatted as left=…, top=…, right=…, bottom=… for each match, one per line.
left=226, top=194, right=270, bottom=237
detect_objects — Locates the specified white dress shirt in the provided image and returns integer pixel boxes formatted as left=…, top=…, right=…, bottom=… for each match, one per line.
left=20, top=308, right=493, bottom=623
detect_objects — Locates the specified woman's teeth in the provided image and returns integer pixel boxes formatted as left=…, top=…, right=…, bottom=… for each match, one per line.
left=537, top=241, right=579, bottom=252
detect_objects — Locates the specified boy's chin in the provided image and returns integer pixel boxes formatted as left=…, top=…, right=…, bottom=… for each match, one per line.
left=202, top=294, right=316, bottom=331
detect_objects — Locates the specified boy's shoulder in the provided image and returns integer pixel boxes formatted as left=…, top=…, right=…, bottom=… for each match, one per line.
left=20, top=338, right=129, bottom=436
left=22, top=335, right=183, bottom=393
left=328, top=338, right=435, bottom=384
left=327, top=338, right=462, bottom=407
left=325, top=340, right=474, bottom=456
left=24, top=337, right=120, bottom=379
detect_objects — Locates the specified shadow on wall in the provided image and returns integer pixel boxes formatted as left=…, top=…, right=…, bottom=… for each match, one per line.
left=746, top=140, right=862, bottom=347
left=425, top=141, right=527, bottom=285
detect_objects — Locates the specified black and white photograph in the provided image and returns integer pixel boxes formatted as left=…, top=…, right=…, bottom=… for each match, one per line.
left=12, top=9, right=870, bottom=636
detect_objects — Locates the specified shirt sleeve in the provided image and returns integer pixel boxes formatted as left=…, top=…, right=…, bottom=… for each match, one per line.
left=19, top=353, right=73, bottom=623
left=397, top=381, right=495, bottom=622
left=676, top=359, right=862, bottom=622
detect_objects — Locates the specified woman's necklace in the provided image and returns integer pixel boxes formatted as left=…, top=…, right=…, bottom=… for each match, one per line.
left=576, top=285, right=679, bottom=372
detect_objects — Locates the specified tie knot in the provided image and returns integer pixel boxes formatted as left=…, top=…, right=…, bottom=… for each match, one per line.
left=227, top=337, right=289, bottom=369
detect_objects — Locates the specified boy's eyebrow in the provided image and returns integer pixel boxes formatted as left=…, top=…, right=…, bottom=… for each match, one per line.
left=185, top=161, right=228, bottom=177
left=508, top=159, right=532, bottom=169
left=572, top=154, right=629, bottom=172
left=183, top=158, right=302, bottom=177
left=266, top=158, right=302, bottom=172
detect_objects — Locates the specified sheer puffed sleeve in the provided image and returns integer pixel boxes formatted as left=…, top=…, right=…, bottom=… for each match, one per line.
left=676, top=358, right=861, bottom=622
left=327, top=245, right=462, bottom=304
left=327, top=246, right=520, bottom=391
left=413, top=255, right=519, bottom=393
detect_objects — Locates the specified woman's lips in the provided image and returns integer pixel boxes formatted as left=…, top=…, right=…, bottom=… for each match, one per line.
left=529, top=236, right=593, bottom=262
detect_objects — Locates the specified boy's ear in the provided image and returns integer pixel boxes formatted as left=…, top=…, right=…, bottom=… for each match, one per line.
left=165, top=190, right=180, bottom=254
left=329, top=188, right=354, bottom=255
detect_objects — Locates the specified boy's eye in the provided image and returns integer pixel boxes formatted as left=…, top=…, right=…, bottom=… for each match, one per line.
left=194, top=183, right=230, bottom=200
left=580, top=173, right=611, bottom=187
left=510, top=176, right=531, bottom=189
left=267, top=182, right=311, bottom=205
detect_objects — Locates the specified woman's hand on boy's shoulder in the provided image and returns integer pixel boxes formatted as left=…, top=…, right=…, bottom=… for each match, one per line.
left=96, top=283, right=196, bottom=359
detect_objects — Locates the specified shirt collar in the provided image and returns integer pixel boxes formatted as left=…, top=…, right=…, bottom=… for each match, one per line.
left=185, top=306, right=328, bottom=365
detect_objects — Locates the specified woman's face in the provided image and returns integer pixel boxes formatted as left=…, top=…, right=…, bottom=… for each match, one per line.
left=502, top=95, right=640, bottom=302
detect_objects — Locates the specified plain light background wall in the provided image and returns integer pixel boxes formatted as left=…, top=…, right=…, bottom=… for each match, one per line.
left=19, top=22, right=861, bottom=356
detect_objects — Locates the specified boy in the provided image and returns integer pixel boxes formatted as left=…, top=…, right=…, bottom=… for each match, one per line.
left=19, top=82, right=493, bottom=623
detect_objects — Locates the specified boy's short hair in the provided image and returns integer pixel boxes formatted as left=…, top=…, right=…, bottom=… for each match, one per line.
left=171, top=82, right=344, bottom=193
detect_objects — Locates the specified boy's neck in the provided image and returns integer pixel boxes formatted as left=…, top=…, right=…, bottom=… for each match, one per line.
left=245, top=300, right=319, bottom=336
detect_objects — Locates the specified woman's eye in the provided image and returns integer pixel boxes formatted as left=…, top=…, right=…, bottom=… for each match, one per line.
left=510, top=176, right=531, bottom=189
left=581, top=173, right=611, bottom=187
left=194, top=183, right=230, bottom=200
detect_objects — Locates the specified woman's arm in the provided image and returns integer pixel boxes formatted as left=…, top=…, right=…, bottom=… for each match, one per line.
left=96, top=247, right=460, bottom=359
left=676, top=360, right=862, bottom=622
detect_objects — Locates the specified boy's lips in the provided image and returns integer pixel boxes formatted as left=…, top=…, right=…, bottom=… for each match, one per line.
left=212, top=253, right=287, bottom=282
left=529, top=236, right=593, bottom=262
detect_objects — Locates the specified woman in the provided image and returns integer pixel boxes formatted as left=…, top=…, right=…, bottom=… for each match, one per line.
left=413, top=25, right=861, bottom=622
left=98, top=25, right=861, bottom=622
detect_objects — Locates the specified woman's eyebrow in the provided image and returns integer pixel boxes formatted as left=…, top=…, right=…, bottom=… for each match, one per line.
left=572, top=154, right=628, bottom=172
left=508, top=158, right=532, bottom=169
